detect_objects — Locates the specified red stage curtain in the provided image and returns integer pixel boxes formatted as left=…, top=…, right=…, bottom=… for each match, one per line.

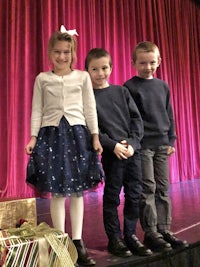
left=0, top=0, right=199, bottom=198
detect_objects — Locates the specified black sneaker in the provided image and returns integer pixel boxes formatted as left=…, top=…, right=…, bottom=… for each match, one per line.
left=108, top=237, right=132, bottom=257
left=160, top=231, right=189, bottom=249
left=144, top=232, right=172, bottom=252
left=125, top=234, right=153, bottom=256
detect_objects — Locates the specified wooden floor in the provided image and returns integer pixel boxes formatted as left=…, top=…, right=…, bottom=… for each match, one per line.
left=36, top=179, right=200, bottom=267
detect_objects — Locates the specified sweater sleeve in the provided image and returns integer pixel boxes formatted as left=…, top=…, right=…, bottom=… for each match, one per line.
left=31, top=74, right=43, bottom=137
left=124, top=88, right=144, bottom=150
left=166, top=89, right=177, bottom=146
left=82, top=72, right=99, bottom=134
left=99, top=131, right=118, bottom=151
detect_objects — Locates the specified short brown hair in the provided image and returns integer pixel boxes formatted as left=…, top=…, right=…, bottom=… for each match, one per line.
left=132, top=41, right=160, bottom=63
left=85, top=48, right=112, bottom=70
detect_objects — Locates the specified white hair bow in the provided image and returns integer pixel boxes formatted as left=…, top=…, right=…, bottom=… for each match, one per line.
left=60, top=25, right=79, bottom=36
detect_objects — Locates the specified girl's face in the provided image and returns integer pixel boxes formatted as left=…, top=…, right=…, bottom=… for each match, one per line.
left=133, top=50, right=161, bottom=79
left=87, top=56, right=112, bottom=89
left=50, top=41, right=72, bottom=73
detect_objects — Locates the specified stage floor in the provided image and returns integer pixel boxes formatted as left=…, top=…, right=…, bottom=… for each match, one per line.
left=37, top=179, right=200, bottom=266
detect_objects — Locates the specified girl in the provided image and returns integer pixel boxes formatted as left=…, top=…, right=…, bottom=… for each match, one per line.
left=25, top=26, right=103, bottom=266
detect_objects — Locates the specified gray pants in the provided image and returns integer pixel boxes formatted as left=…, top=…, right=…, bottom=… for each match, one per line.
left=140, top=146, right=172, bottom=233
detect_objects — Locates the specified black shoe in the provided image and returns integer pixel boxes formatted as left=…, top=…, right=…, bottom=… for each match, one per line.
left=108, top=237, right=132, bottom=257
left=73, top=239, right=96, bottom=266
left=160, top=231, right=189, bottom=249
left=125, top=234, right=153, bottom=256
left=144, top=232, right=172, bottom=252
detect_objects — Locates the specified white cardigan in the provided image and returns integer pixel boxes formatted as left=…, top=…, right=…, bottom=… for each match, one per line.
left=30, top=70, right=98, bottom=137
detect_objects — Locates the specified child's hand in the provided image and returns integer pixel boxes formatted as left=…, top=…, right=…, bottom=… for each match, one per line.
left=94, top=140, right=103, bottom=155
left=123, top=145, right=134, bottom=158
left=114, top=143, right=128, bottom=160
left=92, top=134, right=103, bottom=155
left=167, top=146, right=175, bottom=156
left=120, top=140, right=134, bottom=158
left=25, top=136, right=37, bottom=155
left=120, top=140, right=128, bottom=148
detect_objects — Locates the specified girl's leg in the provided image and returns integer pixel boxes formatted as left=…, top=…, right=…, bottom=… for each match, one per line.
left=50, top=195, right=66, bottom=232
left=70, top=194, right=96, bottom=266
left=70, top=195, right=84, bottom=240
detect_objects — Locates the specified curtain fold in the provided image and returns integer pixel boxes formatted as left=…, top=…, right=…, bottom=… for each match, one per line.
left=0, top=0, right=199, bottom=198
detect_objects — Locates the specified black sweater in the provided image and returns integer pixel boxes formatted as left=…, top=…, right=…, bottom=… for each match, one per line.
left=124, top=76, right=176, bottom=149
left=94, top=85, right=144, bottom=152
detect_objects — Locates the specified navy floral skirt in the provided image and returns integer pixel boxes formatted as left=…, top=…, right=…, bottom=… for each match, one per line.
left=26, top=117, right=104, bottom=196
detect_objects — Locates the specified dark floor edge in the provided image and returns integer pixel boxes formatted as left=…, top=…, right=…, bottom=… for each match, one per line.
left=89, top=242, right=200, bottom=267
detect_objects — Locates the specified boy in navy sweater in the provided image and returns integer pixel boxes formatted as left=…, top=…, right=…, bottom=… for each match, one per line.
left=124, top=41, right=188, bottom=252
left=85, top=48, right=152, bottom=258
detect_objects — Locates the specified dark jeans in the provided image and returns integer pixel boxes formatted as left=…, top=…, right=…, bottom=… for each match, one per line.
left=102, top=150, right=142, bottom=241
left=139, top=146, right=172, bottom=233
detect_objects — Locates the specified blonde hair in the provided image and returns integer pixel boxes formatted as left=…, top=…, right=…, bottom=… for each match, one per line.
left=132, top=41, right=160, bottom=63
left=48, top=31, right=77, bottom=69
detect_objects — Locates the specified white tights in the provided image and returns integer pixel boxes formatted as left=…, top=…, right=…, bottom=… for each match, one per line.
left=50, top=195, right=84, bottom=240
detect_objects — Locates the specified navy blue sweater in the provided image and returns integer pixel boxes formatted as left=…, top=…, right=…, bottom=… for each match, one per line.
left=94, top=85, right=144, bottom=152
left=124, top=76, right=176, bottom=149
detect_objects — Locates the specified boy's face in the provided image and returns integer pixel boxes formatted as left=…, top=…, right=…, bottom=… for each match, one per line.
left=87, top=56, right=112, bottom=89
left=133, top=49, right=161, bottom=79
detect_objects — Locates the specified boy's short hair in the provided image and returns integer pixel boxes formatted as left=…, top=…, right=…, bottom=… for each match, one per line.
left=85, top=48, right=112, bottom=70
left=132, top=41, right=160, bottom=63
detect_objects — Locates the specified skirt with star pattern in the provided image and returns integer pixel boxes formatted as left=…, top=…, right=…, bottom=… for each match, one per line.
left=26, top=117, right=104, bottom=196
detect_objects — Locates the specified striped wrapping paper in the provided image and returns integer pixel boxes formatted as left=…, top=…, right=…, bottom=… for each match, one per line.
left=0, top=231, right=38, bottom=267
left=0, top=228, right=76, bottom=267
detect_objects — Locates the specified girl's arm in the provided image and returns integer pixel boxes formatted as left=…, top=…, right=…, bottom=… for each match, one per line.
left=92, top=133, right=103, bottom=155
left=25, top=136, right=37, bottom=154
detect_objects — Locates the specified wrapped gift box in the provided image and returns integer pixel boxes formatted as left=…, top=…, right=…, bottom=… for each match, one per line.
left=0, top=198, right=37, bottom=229
left=0, top=223, right=77, bottom=267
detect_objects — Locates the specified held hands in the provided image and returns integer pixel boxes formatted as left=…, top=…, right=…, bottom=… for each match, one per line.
left=25, top=136, right=37, bottom=155
left=114, top=140, right=134, bottom=160
left=167, top=146, right=175, bottom=156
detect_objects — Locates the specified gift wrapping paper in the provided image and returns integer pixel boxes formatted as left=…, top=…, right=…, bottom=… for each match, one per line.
left=0, top=198, right=37, bottom=229
left=0, top=223, right=77, bottom=267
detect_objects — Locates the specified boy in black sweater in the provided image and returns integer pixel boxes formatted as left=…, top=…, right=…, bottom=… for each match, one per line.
left=124, top=41, right=188, bottom=252
left=85, top=48, right=152, bottom=258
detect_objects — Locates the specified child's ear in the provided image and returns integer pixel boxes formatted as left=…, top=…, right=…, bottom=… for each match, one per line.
left=109, top=66, right=113, bottom=74
left=158, top=57, right=162, bottom=66
left=131, top=59, right=135, bottom=67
